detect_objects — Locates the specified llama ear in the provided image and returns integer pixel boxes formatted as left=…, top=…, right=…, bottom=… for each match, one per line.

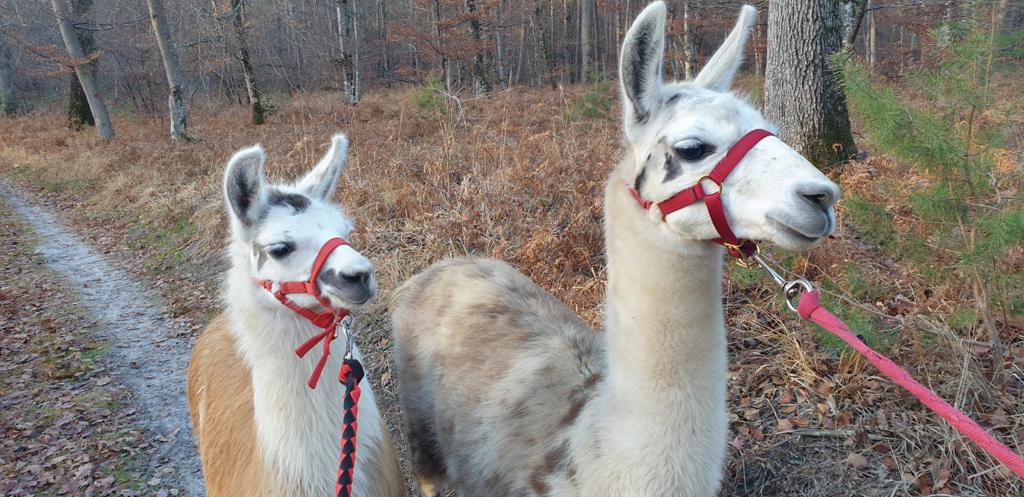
left=297, top=134, right=349, bottom=201
left=694, top=5, right=756, bottom=91
left=224, top=145, right=266, bottom=227
left=619, top=1, right=667, bottom=130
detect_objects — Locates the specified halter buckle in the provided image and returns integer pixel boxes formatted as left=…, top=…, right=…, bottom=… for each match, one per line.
left=723, top=240, right=759, bottom=267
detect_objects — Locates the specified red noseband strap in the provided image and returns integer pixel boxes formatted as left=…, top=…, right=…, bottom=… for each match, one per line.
left=628, top=128, right=774, bottom=259
left=257, top=236, right=352, bottom=388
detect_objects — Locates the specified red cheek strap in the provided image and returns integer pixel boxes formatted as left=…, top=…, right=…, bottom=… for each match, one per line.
left=627, top=129, right=774, bottom=260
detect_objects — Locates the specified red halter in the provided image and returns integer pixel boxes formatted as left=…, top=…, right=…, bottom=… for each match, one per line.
left=628, top=128, right=774, bottom=259
left=257, top=236, right=352, bottom=388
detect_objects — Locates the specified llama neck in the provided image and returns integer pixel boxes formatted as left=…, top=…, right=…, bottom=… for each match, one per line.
left=601, top=175, right=727, bottom=406
left=224, top=260, right=351, bottom=495
left=588, top=171, right=729, bottom=488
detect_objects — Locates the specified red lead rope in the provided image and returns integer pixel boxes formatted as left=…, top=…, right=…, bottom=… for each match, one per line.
left=796, top=289, right=1024, bottom=479
left=256, top=236, right=367, bottom=496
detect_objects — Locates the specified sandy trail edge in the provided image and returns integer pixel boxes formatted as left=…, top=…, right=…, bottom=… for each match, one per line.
left=0, top=181, right=205, bottom=496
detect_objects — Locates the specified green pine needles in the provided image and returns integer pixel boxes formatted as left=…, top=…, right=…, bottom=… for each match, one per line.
left=840, top=4, right=1023, bottom=374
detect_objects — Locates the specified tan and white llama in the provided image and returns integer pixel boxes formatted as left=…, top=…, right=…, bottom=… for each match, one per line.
left=188, top=135, right=404, bottom=497
left=389, top=3, right=841, bottom=496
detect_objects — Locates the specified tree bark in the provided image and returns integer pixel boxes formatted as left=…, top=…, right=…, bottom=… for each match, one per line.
left=580, top=0, right=594, bottom=81
left=867, top=1, right=877, bottom=70
left=465, top=0, right=491, bottom=95
left=336, top=0, right=361, bottom=104
left=433, top=0, right=450, bottom=90
left=533, top=0, right=556, bottom=88
left=682, top=0, right=696, bottom=79
left=51, top=0, right=113, bottom=139
left=66, top=0, right=96, bottom=129
left=842, top=0, right=868, bottom=51
left=376, top=0, right=390, bottom=82
left=495, top=0, right=508, bottom=86
left=0, top=34, right=16, bottom=115
left=765, top=0, right=856, bottom=170
left=228, top=0, right=265, bottom=124
left=146, top=0, right=189, bottom=140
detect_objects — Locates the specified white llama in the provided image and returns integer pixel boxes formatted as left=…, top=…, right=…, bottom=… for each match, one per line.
left=389, top=3, right=840, bottom=496
left=188, top=134, right=404, bottom=497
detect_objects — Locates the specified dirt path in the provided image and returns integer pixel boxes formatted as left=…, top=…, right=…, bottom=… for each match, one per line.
left=0, top=181, right=204, bottom=496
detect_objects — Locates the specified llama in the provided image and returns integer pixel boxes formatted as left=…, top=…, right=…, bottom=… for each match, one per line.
left=389, top=3, right=840, bottom=496
left=188, top=134, right=404, bottom=497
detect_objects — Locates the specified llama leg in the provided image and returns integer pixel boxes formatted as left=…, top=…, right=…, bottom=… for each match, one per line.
left=406, top=421, right=446, bottom=497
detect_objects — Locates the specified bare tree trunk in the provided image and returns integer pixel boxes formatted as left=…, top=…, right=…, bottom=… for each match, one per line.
left=146, top=0, right=189, bottom=140
left=496, top=0, right=508, bottom=86
left=336, top=0, right=361, bottom=104
left=0, top=34, right=16, bottom=115
left=580, top=0, right=593, bottom=81
left=433, top=0, right=450, bottom=90
left=51, top=0, right=113, bottom=139
left=765, top=0, right=855, bottom=170
left=682, top=0, right=696, bottom=79
left=229, top=0, right=265, bottom=124
left=65, top=0, right=96, bottom=129
left=842, top=0, right=868, bottom=51
left=377, top=0, right=390, bottom=82
left=867, top=2, right=877, bottom=70
left=465, top=0, right=491, bottom=95
left=533, top=0, right=556, bottom=88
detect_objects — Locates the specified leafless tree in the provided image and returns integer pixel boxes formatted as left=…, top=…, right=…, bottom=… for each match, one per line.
left=50, top=0, right=114, bottom=139
left=227, top=0, right=265, bottom=124
left=336, top=0, right=361, bottom=104
left=146, top=0, right=189, bottom=140
left=0, top=33, right=16, bottom=115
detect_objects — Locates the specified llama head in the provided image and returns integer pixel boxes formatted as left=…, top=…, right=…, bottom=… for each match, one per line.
left=620, top=2, right=839, bottom=251
left=223, top=134, right=377, bottom=310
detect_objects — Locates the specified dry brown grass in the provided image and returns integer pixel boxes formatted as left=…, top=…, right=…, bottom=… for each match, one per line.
left=1, top=84, right=1021, bottom=496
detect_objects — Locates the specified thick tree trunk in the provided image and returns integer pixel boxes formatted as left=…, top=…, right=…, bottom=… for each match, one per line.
left=146, top=0, right=189, bottom=140
left=533, top=0, right=556, bottom=88
left=336, top=0, right=361, bottom=104
left=66, top=0, right=96, bottom=129
left=765, top=0, right=855, bottom=170
left=229, top=0, right=265, bottom=124
left=0, top=34, right=16, bottom=115
left=51, top=0, right=113, bottom=139
left=465, top=0, right=491, bottom=96
left=580, top=0, right=593, bottom=80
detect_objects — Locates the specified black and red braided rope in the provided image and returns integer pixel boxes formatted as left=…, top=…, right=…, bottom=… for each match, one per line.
left=335, top=358, right=364, bottom=497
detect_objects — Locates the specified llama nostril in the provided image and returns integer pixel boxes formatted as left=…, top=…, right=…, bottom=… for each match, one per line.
left=801, top=193, right=827, bottom=209
left=797, top=184, right=837, bottom=210
left=340, top=271, right=370, bottom=286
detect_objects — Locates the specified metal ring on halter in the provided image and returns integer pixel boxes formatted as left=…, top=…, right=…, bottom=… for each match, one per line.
left=696, top=175, right=722, bottom=196
left=338, top=314, right=355, bottom=360
left=784, top=279, right=814, bottom=312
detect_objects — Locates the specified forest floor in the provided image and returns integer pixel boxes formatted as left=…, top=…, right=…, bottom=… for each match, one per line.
left=0, top=84, right=1021, bottom=496
left=0, top=182, right=203, bottom=497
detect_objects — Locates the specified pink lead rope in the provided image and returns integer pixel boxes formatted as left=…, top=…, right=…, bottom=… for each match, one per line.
left=752, top=255, right=1024, bottom=479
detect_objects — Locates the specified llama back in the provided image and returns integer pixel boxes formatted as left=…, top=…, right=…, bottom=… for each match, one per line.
left=390, top=256, right=606, bottom=496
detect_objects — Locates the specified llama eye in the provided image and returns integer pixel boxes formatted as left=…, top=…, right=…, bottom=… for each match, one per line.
left=266, top=242, right=295, bottom=259
left=673, top=140, right=713, bottom=162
